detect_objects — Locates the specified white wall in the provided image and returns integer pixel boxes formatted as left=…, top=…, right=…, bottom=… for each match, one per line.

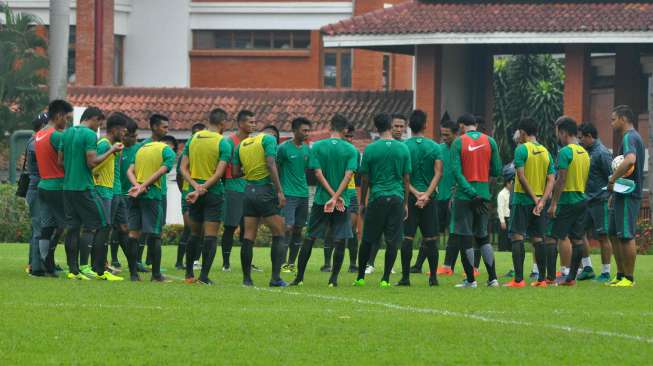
left=123, top=0, right=190, bottom=87
left=440, top=45, right=471, bottom=120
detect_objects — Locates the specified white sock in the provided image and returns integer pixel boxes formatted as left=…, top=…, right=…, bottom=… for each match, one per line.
left=602, top=264, right=611, bottom=274
left=561, top=266, right=570, bottom=276
left=532, top=263, right=539, bottom=273
left=581, top=256, right=592, bottom=268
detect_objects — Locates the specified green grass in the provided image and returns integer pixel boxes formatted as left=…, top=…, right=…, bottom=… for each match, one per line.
left=1, top=243, right=652, bottom=365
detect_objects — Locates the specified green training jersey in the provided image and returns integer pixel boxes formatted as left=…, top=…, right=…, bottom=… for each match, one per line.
left=277, top=139, right=310, bottom=198
left=359, top=138, right=411, bottom=202
left=60, top=124, right=98, bottom=191
left=309, top=138, right=358, bottom=206
left=94, top=138, right=114, bottom=199
left=120, top=144, right=138, bottom=195
left=513, top=142, right=555, bottom=205
left=436, top=142, right=454, bottom=201
left=404, top=136, right=441, bottom=197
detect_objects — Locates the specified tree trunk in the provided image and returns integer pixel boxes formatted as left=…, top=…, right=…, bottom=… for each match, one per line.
left=48, top=0, right=70, bottom=101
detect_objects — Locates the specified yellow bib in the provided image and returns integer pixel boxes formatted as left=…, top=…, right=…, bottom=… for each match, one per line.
left=564, top=144, right=590, bottom=193
left=93, top=137, right=114, bottom=188
left=238, top=134, right=269, bottom=181
left=514, top=142, right=550, bottom=196
left=347, top=173, right=356, bottom=190
left=135, top=142, right=167, bottom=188
left=189, top=130, right=224, bottom=181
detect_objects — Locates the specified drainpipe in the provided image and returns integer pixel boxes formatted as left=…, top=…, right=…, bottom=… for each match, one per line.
left=94, top=0, right=104, bottom=85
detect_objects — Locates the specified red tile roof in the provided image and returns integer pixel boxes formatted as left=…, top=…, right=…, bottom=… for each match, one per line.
left=68, top=86, right=413, bottom=133
left=322, top=1, right=653, bottom=36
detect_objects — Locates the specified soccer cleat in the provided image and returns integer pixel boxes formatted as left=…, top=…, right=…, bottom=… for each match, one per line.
left=503, top=280, right=526, bottom=288
left=531, top=280, right=548, bottom=287
left=364, top=265, right=375, bottom=274
left=545, top=279, right=557, bottom=286
left=576, top=266, right=596, bottom=281
left=243, top=278, right=254, bottom=287
left=436, top=267, right=454, bottom=276
left=269, top=279, right=288, bottom=287
left=559, top=279, right=576, bottom=286
left=184, top=277, right=196, bottom=284
left=281, top=264, right=292, bottom=273
left=25, top=265, right=31, bottom=274
left=379, top=280, right=391, bottom=288
left=348, top=265, right=358, bottom=273
left=289, top=278, right=303, bottom=286
left=395, top=278, right=411, bottom=287
left=605, top=276, right=621, bottom=286
left=197, top=278, right=214, bottom=285
left=151, top=275, right=172, bottom=283
left=98, top=272, right=124, bottom=281
left=320, top=265, right=332, bottom=273
left=429, top=277, right=439, bottom=287
left=222, top=266, right=231, bottom=273
left=137, top=262, right=150, bottom=273
left=409, top=266, right=422, bottom=274
left=455, top=280, right=477, bottom=288
left=251, top=264, right=263, bottom=272
left=67, top=272, right=89, bottom=280
left=503, top=269, right=515, bottom=278
left=80, top=265, right=98, bottom=279
left=474, top=267, right=480, bottom=276
left=352, top=279, right=365, bottom=287
left=130, top=274, right=141, bottom=282
left=328, top=280, right=338, bottom=288
left=595, top=272, right=611, bottom=283
left=487, top=279, right=500, bottom=288
left=529, top=272, right=539, bottom=280
left=609, top=278, right=634, bottom=287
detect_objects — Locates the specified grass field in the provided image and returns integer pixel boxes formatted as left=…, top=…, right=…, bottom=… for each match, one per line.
left=1, top=243, right=652, bottom=365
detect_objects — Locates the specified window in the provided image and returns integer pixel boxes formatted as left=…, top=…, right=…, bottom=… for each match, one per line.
left=323, top=49, right=352, bottom=88
left=67, top=26, right=76, bottom=82
left=192, top=30, right=311, bottom=50
left=113, top=35, right=124, bottom=85
left=382, top=54, right=391, bottom=90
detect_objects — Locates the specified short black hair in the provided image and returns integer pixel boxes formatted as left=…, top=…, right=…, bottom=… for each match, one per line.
left=517, top=117, right=538, bottom=137
left=613, top=105, right=635, bottom=124
left=160, top=135, right=178, bottom=152
left=441, top=119, right=458, bottom=133
left=149, top=114, right=169, bottom=129
left=237, top=110, right=255, bottom=123
left=47, top=100, right=73, bottom=121
left=330, top=113, right=348, bottom=132
left=555, top=116, right=578, bottom=136
left=409, top=109, right=427, bottom=133
left=80, top=106, right=105, bottom=122
left=391, top=113, right=407, bottom=122
left=106, top=112, right=129, bottom=132
left=579, top=122, right=598, bottom=139
left=262, top=124, right=280, bottom=143
left=191, top=123, right=206, bottom=134
left=209, top=108, right=228, bottom=125
left=457, top=113, right=477, bottom=126
left=125, top=116, right=138, bottom=134
left=345, top=123, right=355, bottom=134
left=32, top=112, right=49, bottom=132
left=374, top=113, right=392, bottom=133
left=291, top=117, right=311, bottom=131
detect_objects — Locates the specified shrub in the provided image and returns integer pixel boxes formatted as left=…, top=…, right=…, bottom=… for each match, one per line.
left=636, top=219, right=652, bottom=254
left=0, top=184, right=32, bottom=243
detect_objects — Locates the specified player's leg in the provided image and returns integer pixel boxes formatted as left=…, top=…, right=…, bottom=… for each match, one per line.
left=347, top=196, right=359, bottom=273
left=474, top=200, right=497, bottom=286
left=420, top=198, right=439, bottom=286
left=197, top=192, right=224, bottom=285
left=186, top=192, right=205, bottom=281
left=380, top=196, right=403, bottom=286
left=327, top=209, right=353, bottom=287
left=176, top=195, right=190, bottom=270
left=507, top=204, right=527, bottom=286
left=355, top=198, right=385, bottom=285
left=141, top=198, right=166, bottom=282
left=451, top=200, right=476, bottom=287
left=280, top=196, right=297, bottom=271
left=615, top=197, right=639, bottom=286
left=399, top=195, right=418, bottom=286
left=27, top=188, right=43, bottom=275
left=126, top=197, right=143, bottom=281
left=439, top=200, right=456, bottom=275
left=287, top=197, right=308, bottom=271
left=83, top=190, right=115, bottom=279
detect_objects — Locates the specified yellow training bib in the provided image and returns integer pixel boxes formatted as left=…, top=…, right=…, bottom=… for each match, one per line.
left=189, top=130, right=224, bottom=181
left=514, top=142, right=550, bottom=196
left=93, top=137, right=114, bottom=188
left=135, top=142, right=167, bottom=188
left=238, top=134, right=270, bottom=181
left=564, top=143, right=590, bottom=193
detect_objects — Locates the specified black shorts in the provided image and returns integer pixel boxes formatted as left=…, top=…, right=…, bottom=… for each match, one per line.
left=243, top=184, right=279, bottom=218
left=223, top=189, right=245, bottom=227
left=161, top=196, right=167, bottom=228
left=547, top=201, right=587, bottom=241
left=609, top=194, right=641, bottom=240
left=404, top=194, right=438, bottom=238
left=63, top=189, right=106, bottom=230
left=112, top=195, right=129, bottom=227
left=38, top=188, right=65, bottom=229
left=306, top=204, right=353, bottom=241
left=585, top=199, right=609, bottom=238
left=128, top=197, right=164, bottom=235
left=99, top=196, right=113, bottom=226
left=436, top=199, right=450, bottom=234
left=362, top=195, right=404, bottom=246
left=450, top=199, right=489, bottom=238
left=281, top=195, right=309, bottom=227
left=348, top=192, right=360, bottom=213
left=189, top=191, right=224, bottom=223
left=509, top=204, right=547, bottom=238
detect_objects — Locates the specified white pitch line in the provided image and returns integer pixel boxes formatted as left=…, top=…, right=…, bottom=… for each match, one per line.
left=253, top=287, right=653, bottom=345
left=1, top=302, right=173, bottom=311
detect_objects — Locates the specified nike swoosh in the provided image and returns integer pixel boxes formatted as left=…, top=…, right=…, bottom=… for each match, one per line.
left=532, top=151, right=543, bottom=155
left=468, top=144, right=486, bottom=152
left=35, top=135, right=46, bottom=142
left=576, top=151, right=586, bottom=155
left=195, top=135, right=215, bottom=139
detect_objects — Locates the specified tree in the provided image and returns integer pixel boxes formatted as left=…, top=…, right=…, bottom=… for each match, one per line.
left=0, top=3, right=48, bottom=138
left=493, top=54, right=564, bottom=163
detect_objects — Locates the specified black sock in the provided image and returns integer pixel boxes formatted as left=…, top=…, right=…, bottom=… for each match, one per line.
left=616, top=272, right=624, bottom=280
left=357, top=240, right=372, bottom=280
left=413, top=244, right=427, bottom=270
left=64, top=227, right=80, bottom=274
left=240, top=239, right=254, bottom=281
left=110, top=229, right=120, bottom=263
left=145, top=243, right=152, bottom=266
left=568, top=243, right=583, bottom=281
left=221, top=226, right=236, bottom=268
left=347, top=234, right=358, bottom=267
left=367, top=242, right=380, bottom=267
left=424, top=239, right=439, bottom=280
left=444, top=237, right=458, bottom=270
left=400, top=238, right=413, bottom=280
left=185, top=235, right=201, bottom=278
left=194, top=236, right=204, bottom=262
left=546, top=242, right=558, bottom=281
left=473, top=247, right=481, bottom=269
left=271, top=236, right=285, bottom=282
left=511, top=239, right=525, bottom=282
left=79, top=230, right=93, bottom=267
left=287, top=230, right=302, bottom=265
left=200, top=236, right=218, bottom=281
left=382, top=240, right=399, bottom=282
left=625, top=275, right=634, bottom=282
left=147, top=236, right=162, bottom=278
left=296, top=238, right=315, bottom=281
left=127, top=236, right=139, bottom=276
left=323, top=243, right=334, bottom=267
left=176, top=226, right=190, bottom=266
left=534, top=242, right=547, bottom=281
left=92, top=227, right=110, bottom=275
left=330, top=240, right=346, bottom=283
left=137, top=234, right=146, bottom=263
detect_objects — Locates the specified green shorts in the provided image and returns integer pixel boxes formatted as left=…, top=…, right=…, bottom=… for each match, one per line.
left=63, top=189, right=107, bottom=230
left=546, top=201, right=587, bottom=241
left=449, top=199, right=489, bottom=238
left=128, top=197, right=164, bottom=235
left=585, top=199, right=609, bottom=238
left=189, top=191, right=224, bottom=223
left=609, top=195, right=641, bottom=240
left=509, top=204, right=547, bottom=238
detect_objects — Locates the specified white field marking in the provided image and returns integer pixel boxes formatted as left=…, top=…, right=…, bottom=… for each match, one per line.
left=253, top=287, right=653, bottom=345
left=1, top=302, right=172, bottom=311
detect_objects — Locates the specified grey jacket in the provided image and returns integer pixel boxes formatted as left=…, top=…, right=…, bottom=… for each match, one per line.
left=585, top=139, right=612, bottom=202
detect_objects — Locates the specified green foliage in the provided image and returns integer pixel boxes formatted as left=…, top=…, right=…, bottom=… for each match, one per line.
left=0, top=184, right=31, bottom=243
left=493, top=55, right=564, bottom=163
left=0, top=4, right=49, bottom=139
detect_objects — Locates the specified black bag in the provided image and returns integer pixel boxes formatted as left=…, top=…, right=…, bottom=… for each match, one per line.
left=15, top=146, right=30, bottom=198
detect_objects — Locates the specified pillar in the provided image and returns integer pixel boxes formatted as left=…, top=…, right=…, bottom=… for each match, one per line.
left=414, top=45, right=442, bottom=138
left=76, top=0, right=114, bottom=86
left=563, top=44, right=591, bottom=123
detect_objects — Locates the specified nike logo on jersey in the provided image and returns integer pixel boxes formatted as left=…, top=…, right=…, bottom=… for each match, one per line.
left=576, top=151, right=586, bottom=155
left=195, top=135, right=215, bottom=139
left=467, top=144, right=486, bottom=152
left=35, top=134, right=47, bottom=142
left=532, top=150, right=543, bottom=155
